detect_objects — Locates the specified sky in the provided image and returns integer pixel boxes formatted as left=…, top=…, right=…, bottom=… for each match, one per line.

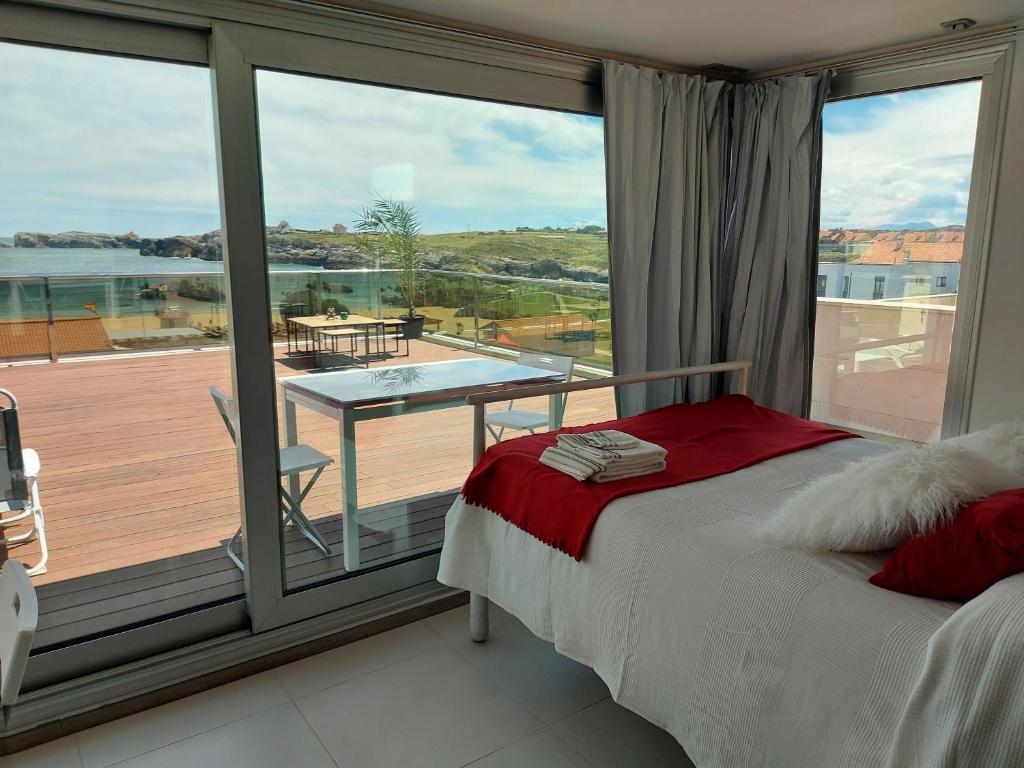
left=0, top=42, right=605, bottom=238
left=0, top=41, right=982, bottom=238
left=820, top=80, right=982, bottom=230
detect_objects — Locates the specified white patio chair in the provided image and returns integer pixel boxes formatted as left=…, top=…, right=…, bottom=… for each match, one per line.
left=0, top=389, right=48, bottom=576
left=0, top=449, right=48, bottom=577
left=484, top=352, right=574, bottom=442
left=1, top=560, right=38, bottom=710
left=209, top=387, right=335, bottom=572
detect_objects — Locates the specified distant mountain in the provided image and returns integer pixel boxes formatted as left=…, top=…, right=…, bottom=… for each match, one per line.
left=867, top=222, right=967, bottom=232
left=872, top=221, right=939, bottom=231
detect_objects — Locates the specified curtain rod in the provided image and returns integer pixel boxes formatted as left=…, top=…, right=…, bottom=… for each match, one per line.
left=744, top=21, right=1020, bottom=81
left=268, top=0, right=731, bottom=79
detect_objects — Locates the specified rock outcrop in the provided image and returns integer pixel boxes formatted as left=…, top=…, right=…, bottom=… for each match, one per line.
left=15, top=231, right=141, bottom=249
left=140, top=231, right=222, bottom=261
left=474, top=256, right=608, bottom=284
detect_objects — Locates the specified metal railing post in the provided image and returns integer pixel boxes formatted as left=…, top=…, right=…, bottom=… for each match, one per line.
left=473, top=275, right=480, bottom=349
left=43, top=277, right=58, bottom=363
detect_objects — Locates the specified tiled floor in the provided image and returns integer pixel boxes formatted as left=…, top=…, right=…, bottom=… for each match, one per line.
left=2, top=605, right=696, bottom=768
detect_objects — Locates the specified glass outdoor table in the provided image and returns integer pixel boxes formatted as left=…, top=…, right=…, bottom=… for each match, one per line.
left=279, top=358, right=564, bottom=571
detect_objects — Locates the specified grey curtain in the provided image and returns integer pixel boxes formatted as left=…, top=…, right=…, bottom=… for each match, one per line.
left=604, top=61, right=830, bottom=417
left=721, top=73, right=831, bottom=415
left=604, top=61, right=730, bottom=417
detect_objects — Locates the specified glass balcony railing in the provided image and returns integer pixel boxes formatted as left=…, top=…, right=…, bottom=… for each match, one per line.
left=0, top=269, right=612, bottom=370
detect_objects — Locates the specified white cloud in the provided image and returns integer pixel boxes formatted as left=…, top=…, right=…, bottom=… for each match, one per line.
left=0, top=43, right=221, bottom=235
left=821, top=81, right=982, bottom=229
left=254, top=71, right=606, bottom=232
left=0, top=42, right=606, bottom=237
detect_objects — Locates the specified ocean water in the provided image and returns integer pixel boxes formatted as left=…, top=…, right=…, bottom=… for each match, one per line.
left=0, top=243, right=316, bottom=276
left=0, top=243, right=396, bottom=322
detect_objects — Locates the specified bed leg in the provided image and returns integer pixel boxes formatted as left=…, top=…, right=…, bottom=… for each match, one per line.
left=469, top=592, right=489, bottom=642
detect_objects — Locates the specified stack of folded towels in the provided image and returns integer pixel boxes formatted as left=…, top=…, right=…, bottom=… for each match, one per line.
left=539, top=429, right=667, bottom=483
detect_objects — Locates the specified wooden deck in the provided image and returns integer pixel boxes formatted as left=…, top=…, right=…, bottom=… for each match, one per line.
left=0, top=339, right=616, bottom=648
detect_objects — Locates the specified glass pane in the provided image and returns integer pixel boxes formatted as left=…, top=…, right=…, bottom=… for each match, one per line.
left=812, top=81, right=982, bottom=442
left=253, top=70, right=615, bottom=591
left=0, top=42, right=239, bottom=647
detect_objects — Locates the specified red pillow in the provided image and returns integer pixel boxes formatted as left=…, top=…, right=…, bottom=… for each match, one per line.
left=870, top=488, right=1024, bottom=601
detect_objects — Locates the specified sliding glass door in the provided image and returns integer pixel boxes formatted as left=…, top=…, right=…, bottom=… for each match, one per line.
left=0, top=39, right=246, bottom=656
left=207, top=21, right=612, bottom=631
left=249, top=67, right=611, bottom=591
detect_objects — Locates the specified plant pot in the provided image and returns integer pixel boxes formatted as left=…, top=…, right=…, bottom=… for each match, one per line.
left=401, top=313, right=426, bottom=339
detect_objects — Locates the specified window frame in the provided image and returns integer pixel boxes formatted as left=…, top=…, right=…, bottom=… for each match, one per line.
left=872, top=275, right=885, bottom=300
left=1, top=0, right=607, bottom=726
left=0, top=7, right=248, bottom=705
left=209, top=18, right=605, bottom=635
left=826, top=36, right=1015, bottom=439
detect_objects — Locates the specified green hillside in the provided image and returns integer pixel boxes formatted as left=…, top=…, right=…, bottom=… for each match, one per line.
left=422, top=231, right=609, bottom=272
left=272, top=228, right=609, bottom=281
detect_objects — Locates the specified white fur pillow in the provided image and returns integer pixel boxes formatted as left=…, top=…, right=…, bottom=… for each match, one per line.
left=943, top=421, right=1024, bottom=478
left=759, top=443, right=1023, bottom=552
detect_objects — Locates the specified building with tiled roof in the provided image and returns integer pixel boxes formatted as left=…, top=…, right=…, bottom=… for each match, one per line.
left=817, top=229, right=964, bottom=301
left=852, top=240, right=963, bottom=265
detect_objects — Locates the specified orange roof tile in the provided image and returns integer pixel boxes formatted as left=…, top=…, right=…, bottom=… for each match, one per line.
left=0, top=317, right=113, bottom=359
left=852, top=240, right=963, bottom=265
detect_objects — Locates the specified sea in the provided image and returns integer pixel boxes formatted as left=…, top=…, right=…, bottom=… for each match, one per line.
left=0, top=239, right=392, bottom=322
left=0, top=239, right=316, bottom=276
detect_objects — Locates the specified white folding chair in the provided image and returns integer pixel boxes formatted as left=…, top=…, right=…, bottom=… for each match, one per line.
left=1, top=560, right=38, bottom=711
left=209, top=387, right=335, bottom=572
left=0, top=389, right=48, bottom=576
left=484, top=352, right=574, bottom=442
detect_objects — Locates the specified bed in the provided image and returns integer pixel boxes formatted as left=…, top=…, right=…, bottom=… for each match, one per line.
left=438, top=363, right=1024, bottom=767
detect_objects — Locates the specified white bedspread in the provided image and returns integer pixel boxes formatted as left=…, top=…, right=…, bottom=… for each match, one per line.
left=438, top=438, right=1024, bottom=767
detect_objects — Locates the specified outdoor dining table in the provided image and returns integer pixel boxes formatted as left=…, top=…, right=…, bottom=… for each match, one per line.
left=279, top=357, right=564, bottom=571
left=286, top=313, right=382, bottom=367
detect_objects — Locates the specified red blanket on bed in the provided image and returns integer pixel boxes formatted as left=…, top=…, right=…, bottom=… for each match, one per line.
left=461, top=394, right=857, bottom=560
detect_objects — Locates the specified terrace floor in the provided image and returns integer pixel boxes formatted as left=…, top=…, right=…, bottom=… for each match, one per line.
left=0, top=339, right=616, bottom=649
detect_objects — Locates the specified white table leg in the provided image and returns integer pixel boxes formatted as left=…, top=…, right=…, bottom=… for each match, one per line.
left=284, top=398, right=299, bottom=501
left=340, top=409, right=360, bottom=571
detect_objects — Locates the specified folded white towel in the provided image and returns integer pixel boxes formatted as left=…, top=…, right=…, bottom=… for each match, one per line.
left=557, top=430, right=638, bottom=451
left=592, top=459, right=666, bottom=483
left=540, top=447, right=598, bottom=481
left=556, top=434, right=667, bottom=471
left=541, top=445, right=667, bottom=483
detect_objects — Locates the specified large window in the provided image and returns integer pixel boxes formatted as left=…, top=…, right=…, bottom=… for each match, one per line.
left=0, top=10, right=612, bottom=692
left=812, top=80, right=983, bottom=442
left=252, top=70, right=612, bottom=591
left=0, top=42, right=242, bottom=648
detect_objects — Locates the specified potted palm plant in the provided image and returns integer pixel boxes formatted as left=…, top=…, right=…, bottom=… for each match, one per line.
left=355, top=196, right=426, bottom=338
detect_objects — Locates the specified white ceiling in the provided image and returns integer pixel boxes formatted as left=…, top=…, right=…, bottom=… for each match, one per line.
left=363, top=0, right=1023, bottom=71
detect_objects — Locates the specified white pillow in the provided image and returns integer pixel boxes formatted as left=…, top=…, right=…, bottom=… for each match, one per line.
left=759, top=443, right=1023, bottom=552
left=943, top=421, right=1024, bottom=478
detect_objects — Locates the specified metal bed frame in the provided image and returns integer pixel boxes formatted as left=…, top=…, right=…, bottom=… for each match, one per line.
left=462, top=360, right=752, bottom=642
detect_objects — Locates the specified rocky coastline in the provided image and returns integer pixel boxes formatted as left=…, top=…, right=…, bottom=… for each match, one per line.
left=11, top=229, right=609, bottom=283
left=13, top=229, right=369, bottom=269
